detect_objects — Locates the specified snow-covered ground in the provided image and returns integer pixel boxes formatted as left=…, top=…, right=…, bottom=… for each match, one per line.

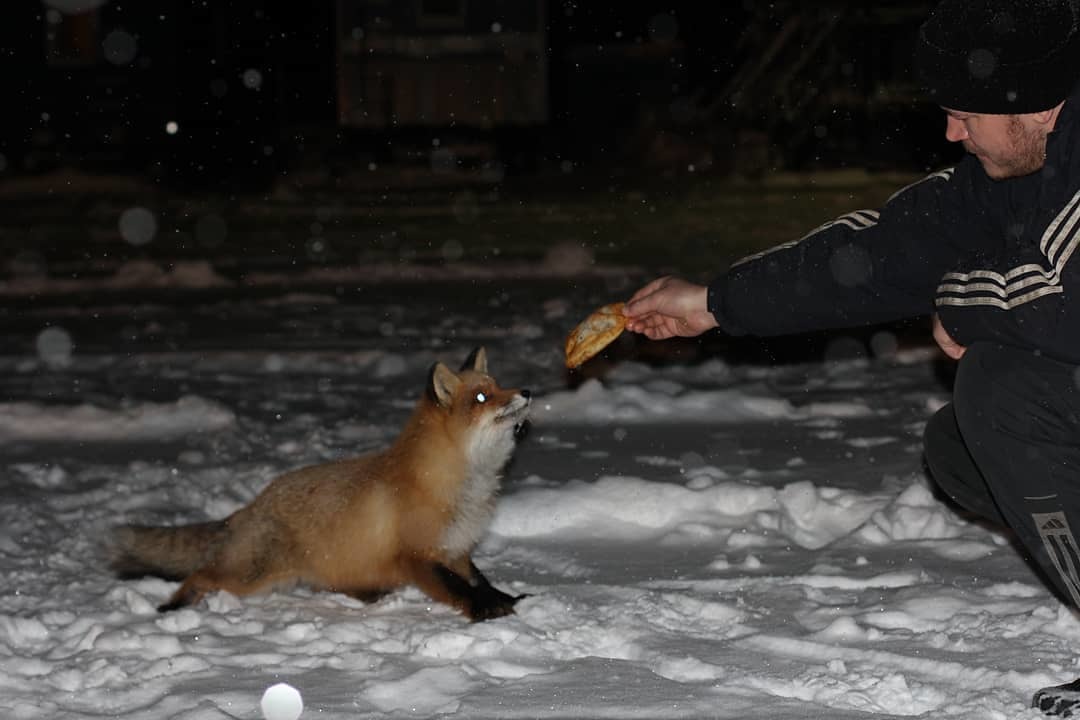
left=1, top=258, right=1075, bottom=719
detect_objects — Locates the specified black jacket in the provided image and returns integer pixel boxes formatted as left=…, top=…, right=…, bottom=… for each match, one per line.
left=707, top=80, right=1080, bottom=363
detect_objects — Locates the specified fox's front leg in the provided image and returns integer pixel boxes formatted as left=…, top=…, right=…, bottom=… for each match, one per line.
left=409, top=557, right=526, bottom=622
left=467, top=559, right=532, bottom=617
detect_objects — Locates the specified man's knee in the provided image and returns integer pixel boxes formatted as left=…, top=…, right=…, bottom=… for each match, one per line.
left=922, top=404, right=958, bottom=482
left=922, top=403, right=1001, bottom=521
left=950, top=342, right=1037, bottom=439
left=953, top=341, right=1076, bottom=449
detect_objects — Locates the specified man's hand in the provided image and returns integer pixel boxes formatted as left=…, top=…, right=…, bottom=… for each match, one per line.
left=623, top=276, right=719, bottom=340
left=932, top=313, right=966, bottom=359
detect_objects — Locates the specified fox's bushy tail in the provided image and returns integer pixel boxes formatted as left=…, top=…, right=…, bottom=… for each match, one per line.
left=109, top=521, right=228, bottom=580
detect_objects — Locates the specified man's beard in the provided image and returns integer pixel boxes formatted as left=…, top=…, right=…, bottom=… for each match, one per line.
left=984, top=117, right=1048, bottom=179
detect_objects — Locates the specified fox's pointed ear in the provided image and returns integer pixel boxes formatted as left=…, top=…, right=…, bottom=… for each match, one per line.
left=428, top=362, right=462, bottom=408
left=460, top=346, right=488, bottom=374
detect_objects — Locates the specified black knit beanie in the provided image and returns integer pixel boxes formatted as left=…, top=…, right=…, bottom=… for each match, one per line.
left=914, top=0, right=1080, bottom=113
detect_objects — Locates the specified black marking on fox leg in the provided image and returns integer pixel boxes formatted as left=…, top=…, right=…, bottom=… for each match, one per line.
left=433, top=562, right=474, bottom=597
left=470, top=560, right=530, bottom=602
left=157, top=584, right=201, bottom=613
left=433, top=562, right=524, bottom=622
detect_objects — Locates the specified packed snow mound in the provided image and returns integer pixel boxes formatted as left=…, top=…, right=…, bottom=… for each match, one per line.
left=0, top=395, right=235, bottom=443
left=491, top=475, right=966, bottom=551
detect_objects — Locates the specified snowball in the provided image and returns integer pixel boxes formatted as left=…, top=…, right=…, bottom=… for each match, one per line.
left=261, top=682, right=303, bottom=720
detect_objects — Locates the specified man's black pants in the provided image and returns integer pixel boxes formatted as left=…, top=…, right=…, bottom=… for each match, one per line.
left=923, top=342, right=1080, bottom=607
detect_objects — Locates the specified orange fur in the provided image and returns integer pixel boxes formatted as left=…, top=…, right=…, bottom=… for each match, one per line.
left=110, top=348, right=531, bottom=621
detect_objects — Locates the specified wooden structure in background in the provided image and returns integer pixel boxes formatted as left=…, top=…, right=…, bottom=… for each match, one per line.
left=335, top=0, right=548, bottom=129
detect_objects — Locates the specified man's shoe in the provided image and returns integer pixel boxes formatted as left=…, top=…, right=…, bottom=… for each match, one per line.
left=1034, top=678, right=1080, bottom=717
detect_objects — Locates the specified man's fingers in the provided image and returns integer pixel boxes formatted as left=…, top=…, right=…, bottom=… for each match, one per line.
left=625, top=276, right=672, bottom=313
left=626, top=312, right=666, bottom=338
left=625, top=312, right=655, bottom=333
left=930, top=314, right=966, bottom=360
left=628, top=313, right=679, bottom=340
left=642, top=324, right=674, bottom=341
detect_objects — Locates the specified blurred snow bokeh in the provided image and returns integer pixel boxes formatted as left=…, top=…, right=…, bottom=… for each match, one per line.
left=118, top=206, right=157, bottom=246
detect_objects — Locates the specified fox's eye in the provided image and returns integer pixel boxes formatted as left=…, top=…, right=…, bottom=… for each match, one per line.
left=475, top=392, right=487, bottom=404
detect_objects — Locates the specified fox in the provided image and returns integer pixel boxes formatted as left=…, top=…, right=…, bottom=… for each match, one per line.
left=109, top=347, right=532, bottom=622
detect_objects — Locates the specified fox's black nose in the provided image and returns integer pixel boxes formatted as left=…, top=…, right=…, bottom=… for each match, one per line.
left=520, top=389, right=531, bottom=400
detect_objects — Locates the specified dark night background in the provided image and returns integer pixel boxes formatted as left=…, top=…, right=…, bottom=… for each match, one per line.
left=0, top=9, right=1069, bottom=717
left=2, top=0, right=957, bottom=190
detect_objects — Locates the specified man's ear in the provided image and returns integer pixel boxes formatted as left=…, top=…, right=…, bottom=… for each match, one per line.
left=1033, top=101, right=1065, bottom=129
left=460, top=346, right=488, bottom=374
left=428, top=362, right=461, bottom=408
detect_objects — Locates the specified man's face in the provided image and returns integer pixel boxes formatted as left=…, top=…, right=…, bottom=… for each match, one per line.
left=943, top=109, right=1048, bottom=179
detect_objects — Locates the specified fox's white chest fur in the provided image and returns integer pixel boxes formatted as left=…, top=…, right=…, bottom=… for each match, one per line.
left=439, top=395, right=527, bottom=557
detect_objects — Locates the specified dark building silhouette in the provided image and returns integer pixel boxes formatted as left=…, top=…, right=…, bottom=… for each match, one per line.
left=1, top=1, right=949, bottom=188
